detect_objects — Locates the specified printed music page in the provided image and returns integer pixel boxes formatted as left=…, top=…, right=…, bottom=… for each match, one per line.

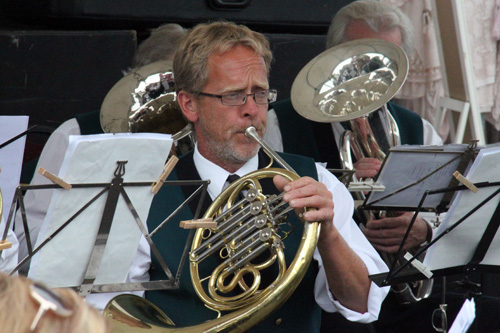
left=424, top=147, right=500, bottom=270
left=365, top=144, right=468, bottom=210
left=28, top=133, right=172, bottom=287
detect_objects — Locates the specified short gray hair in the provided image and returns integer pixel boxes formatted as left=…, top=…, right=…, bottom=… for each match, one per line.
left=133, top=23, right=188, bottom=68
left=173, top=21, right=272, bottom=94
left=326, top=0, right=414, bottom=55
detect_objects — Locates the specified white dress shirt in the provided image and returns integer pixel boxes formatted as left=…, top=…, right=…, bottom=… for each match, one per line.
left=13, top=121, right=389, bottom=321
left=0, top=217, right=19, bottom=273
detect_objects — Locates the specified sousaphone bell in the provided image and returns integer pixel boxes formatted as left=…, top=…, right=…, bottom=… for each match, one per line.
left=291, top=38, right=407, bottom=123
left=100, top=60, right=194, bottom=154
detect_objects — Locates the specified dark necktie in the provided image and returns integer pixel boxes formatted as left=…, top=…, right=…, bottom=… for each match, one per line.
left=226, top=174, right=240, bottom=185
left=225, top=174, right=245, bottom=201
left=369, top=110, right=391, bottom=154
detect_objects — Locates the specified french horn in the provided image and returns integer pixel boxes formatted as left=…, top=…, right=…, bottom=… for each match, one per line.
left=100, top=60, right=195, bottom=155
left=290, top=38, right=432, bottom=303
left=103, top=127, right=320, bottom=332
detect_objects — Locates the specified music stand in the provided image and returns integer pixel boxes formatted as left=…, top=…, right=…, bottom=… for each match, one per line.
left=363, top=142, right=478, bottom=213
left=370, top=146, right=500, bottom=288
left=2, top=133, right=209, bottom=297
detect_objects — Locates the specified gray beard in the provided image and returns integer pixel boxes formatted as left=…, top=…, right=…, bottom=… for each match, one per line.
left=199, top=123, right=260, bottom=165
left=213, top=142, right=259, bottom=164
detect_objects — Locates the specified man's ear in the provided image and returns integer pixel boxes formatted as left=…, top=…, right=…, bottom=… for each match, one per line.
left=177, top=90, right=199, bottom=123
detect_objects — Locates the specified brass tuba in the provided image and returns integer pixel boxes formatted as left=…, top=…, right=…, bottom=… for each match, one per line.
left=290, top=39, right=432, bottom=303
left=103, top=127, right=320, bottom=332
left=100, top=60, right=195, bottom=155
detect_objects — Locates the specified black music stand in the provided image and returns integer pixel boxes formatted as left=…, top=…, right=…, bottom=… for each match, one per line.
left=363, top=142, right=478, bottom=213
left=3, top=161, right=209, bottom=296
left=370, top=146, right=500, bottom=288
left=1, top=133, right=208, bottom=297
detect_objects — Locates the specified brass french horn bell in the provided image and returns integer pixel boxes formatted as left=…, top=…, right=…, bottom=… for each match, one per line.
left=291, top=38, right=408, bottom=123
left=100, top=60, right=194, bottom=154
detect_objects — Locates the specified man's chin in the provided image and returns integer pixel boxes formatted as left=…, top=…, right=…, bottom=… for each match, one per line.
left=231, top=142, right=260, bottom=162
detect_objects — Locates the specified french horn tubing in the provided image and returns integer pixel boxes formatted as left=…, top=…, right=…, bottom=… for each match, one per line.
left=104, top=126, right=320, bottom=332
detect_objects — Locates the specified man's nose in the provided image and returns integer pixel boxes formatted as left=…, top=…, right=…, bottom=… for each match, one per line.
left=241, top=95, right=261, bottom=117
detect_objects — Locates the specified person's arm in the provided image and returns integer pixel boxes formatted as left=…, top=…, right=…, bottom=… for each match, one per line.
left=273, top=170, right=386, bottom=315
left=0, top=217, right=19, bottom=274
left=352, top=157, right=382, bottom=179
left=314, top=210, right=371, bottom=312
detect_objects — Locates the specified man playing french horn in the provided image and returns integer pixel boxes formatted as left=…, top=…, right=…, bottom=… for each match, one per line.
left=111, top=21, right=389, bottom=331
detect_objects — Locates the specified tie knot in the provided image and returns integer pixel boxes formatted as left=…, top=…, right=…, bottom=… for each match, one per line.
left=225, top=174, right=245, bottom=201
left=226, top=174, right=240, bottom=184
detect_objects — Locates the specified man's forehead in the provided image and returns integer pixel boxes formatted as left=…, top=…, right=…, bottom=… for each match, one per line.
left=205, top=46, right=269, bottom=89
left=209, top=45, right=266, bottom=69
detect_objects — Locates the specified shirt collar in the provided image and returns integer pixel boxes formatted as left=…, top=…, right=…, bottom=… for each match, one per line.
left=193, top=143, right=259, bottom=200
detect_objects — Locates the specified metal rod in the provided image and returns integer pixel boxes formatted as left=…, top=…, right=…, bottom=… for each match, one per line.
left=245, top=126, right=296, bottom=173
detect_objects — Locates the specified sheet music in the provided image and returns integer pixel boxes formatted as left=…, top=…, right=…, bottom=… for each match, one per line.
left=0, top=116, right=29, bottom=213
left=449, top=298, right=476, bottom=333
left=424, top=147, right=500, bottom=270
left=365, top=144, right=467, bottom=210
left=28, top=133, right=173, bottom=287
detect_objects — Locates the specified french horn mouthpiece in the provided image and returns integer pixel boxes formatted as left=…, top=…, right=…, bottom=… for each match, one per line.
left=245, top=126, right=258, bottom=138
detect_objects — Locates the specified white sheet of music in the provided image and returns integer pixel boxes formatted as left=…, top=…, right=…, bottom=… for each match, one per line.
left=424, top=147, right=500, bottom=270
left=449, top=298, right=475, bottom=333
left=28, top=133, right=172, bottom=288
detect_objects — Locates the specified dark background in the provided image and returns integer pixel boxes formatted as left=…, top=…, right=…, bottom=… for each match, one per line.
left=0, top=0, right=352, bottom=162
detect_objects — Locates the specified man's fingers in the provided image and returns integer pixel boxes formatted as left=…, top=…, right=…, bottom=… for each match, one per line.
left=273, top=174, right=290, bottom=192
left=273, top=175, right=334, bottom=224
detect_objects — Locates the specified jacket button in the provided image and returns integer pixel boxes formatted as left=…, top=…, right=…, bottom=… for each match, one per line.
left=275, top=318, right=282, bottom=326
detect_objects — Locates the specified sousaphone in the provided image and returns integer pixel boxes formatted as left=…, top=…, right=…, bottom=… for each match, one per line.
left=291, top=38, right=433, bottom=303
left=291, top=38, right=407, bottom=123
left=100, top=60, right=194, bottom=154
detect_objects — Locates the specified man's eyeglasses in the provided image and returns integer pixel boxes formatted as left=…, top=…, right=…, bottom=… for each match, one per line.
left=432, top=304, right=448, bottom=332
left=195, top=89, right=277, bottom=106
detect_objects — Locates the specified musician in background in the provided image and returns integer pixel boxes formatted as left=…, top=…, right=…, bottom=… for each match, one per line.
left=265, top=0, right=443, bottom=256
left=13, top=23, right=187, bottom=271
left=125, top=20, right=389, bottom=332
left=263, top=0, right=463, bottom=332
